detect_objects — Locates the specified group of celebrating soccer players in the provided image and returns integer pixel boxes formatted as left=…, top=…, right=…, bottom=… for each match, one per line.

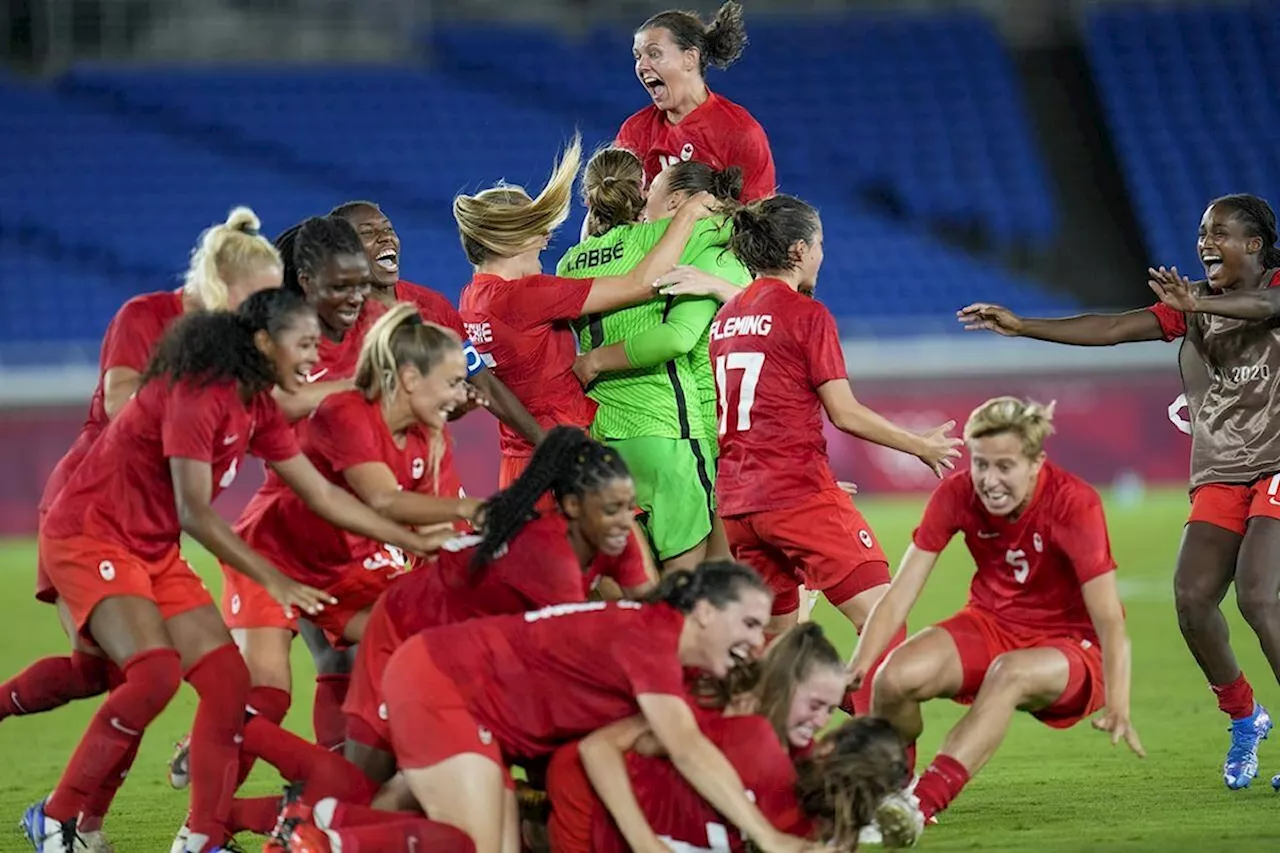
left=6, top=1, right=1280, bottom=851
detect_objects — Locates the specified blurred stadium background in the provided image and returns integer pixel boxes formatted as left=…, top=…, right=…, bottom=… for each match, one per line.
left=3, top=0, right=1269, bottom=532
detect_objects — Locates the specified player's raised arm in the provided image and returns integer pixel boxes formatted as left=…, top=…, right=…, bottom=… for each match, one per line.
left=847, top=544, right=940, bottom=688
left=817, top=380, right=961, bottom=477
left=1149, top=264, right=1280, bottom=321
left=957, top=302, right=1166, bottom=346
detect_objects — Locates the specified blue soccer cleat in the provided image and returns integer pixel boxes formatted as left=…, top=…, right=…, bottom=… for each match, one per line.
left=20, top=800, right=85, bottom=852
left=1224, top=704, right=1272, bottom=790
left=1272, top=773, right=1280, bottom=792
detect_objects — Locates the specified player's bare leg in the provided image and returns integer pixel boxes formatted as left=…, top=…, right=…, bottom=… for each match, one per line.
left=345, top=741, right=397, bottom=789
left=661, top=539, right=709, bottom=574
left=705, top=515, right=731, bottom=562
left=300, top=619, right=358, bottom=752
left=835, top=583, right=906, bottom=719
left=402, top=756, right=512, bottom=853
left=871, top=628, right=966, bottom=745
left=1234, top=518, right=1280, bottom=681
left=1174, top=522, right=1269, bottom=788
left=903, top=647, right=1070, bottom=831
left=765, top=608, right=799, bottom=641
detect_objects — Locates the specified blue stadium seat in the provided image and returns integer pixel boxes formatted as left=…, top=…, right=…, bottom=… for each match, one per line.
left=0, top=12, right=1074, bottom=350
left=1085, top=2, right=1280, bottom=273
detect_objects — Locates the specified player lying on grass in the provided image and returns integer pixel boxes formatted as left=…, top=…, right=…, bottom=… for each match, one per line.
left=270, top=561, right=814, bottom=853
left=848, top=396, right=1142, bottom=837
left=957, top=194, right=1280, bottom=790
left=543, top=621, right=912, bottom=852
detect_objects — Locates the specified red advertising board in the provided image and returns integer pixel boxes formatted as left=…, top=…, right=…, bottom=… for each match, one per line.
left=0, top=369, right=1187, bottom=536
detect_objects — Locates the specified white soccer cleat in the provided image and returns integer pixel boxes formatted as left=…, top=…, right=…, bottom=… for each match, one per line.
left=168, top=824, right=189, bottom=853
left=20, top=801, right=87, bottom=853
left=857, top=821, right=884, bottom=846
left=168, top=735, right=191, bottom=790
left=80, top=830, right=114, bottom=853
left=873, top=791, right=925, bottom=849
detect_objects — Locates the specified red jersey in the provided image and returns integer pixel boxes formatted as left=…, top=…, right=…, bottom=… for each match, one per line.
left=381, top=514, right=611, bottom=638
left=235, top=390, right=440, bottom=588
left=43, top=378, right=299, bottom=560
left=593, top=715, right=810, bottom=853
left=912, top=461, right=1117, bottom=641
left=422, top=601, right=687, bottom=759
left=616, top=92, right=776, bottom=203
left=40, top=291, right=185, bottom=512
left=708, top=279, right=846, bottom=516
left=458, top=273, right=597, bottom=458
left=392, top=280, right=466, bottom=337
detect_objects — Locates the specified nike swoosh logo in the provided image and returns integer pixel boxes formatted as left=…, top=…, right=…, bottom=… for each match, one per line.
left=110, top=717, right=141, bottom=737
left=977, top=531, right=999, bottom=539
left=222, top=434, right=239, bottom=445
left=305, top=368, right=329, bottom=383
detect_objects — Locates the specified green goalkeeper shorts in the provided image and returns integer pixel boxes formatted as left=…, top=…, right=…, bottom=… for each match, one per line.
left=604, top=435, right=717, bottom=562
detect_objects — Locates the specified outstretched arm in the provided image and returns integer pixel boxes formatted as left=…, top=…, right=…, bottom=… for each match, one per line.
left=1149, top=265, right=1280, bottom=321
left=957, top=303, right=1165, bottom=346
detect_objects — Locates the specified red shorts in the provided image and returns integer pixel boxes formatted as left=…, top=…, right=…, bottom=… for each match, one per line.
left=39, top=533, right=213, bottom=638
left=222, top=565, right=296, bottom=633
left=222, top=560, right=404, bottom=645
left=936, top=607, right=1105, bottom=729
left=1189, top=475, right=1280, bottom=535
left=382, top=634, right=509, bottom=785
left=343, top=594, right=406, bottom=753
left=500, top=454, right=558, bottom=514
left=545, top=743, right=596, bottom=853
left=723, top=488, right=890, bottom=615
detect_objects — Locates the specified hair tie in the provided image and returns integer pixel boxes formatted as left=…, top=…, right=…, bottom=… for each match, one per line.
left=238, top=223, right=260, bottom=237
left=403, top=313, right=424, bottom=327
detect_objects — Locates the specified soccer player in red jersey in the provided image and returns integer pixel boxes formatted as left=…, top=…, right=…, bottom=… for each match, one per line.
left=0, top=207, right=283, bottom=848
left=331, top=199, right=543, bottom=447
left=619, top=2, right=776, bottom=203
left=24, top=289, right=440, bottom=853
left=666, top=194, right=960, bottom=717
left=957, top=194, right=1280, bottom=789
left=546, top=622, right=858, bottom=853
left=847, top=397, right=1141, bottom=840
left=374, top=562, right=814, bottom=853
left=454, top=135, right=716, bottom=493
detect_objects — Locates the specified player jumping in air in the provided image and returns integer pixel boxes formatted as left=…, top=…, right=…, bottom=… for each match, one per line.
left=960, top=194, right=1280, bottom=789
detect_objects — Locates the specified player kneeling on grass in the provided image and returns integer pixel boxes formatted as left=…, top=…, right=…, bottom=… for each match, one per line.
left=847, top=396, right=1143, bottom=838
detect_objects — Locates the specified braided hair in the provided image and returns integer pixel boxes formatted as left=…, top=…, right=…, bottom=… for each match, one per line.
left=142, top=288, right=314, bottom=395
left=470, top=426, right=632, bottom=572
left=1211, top=194, right=1280, bottom=268
left=274, top=216, right=366, bottom=295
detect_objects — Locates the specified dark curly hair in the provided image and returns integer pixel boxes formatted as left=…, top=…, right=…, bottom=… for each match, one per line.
left=142, top=288, right=315, bottom=395
left=470, top=426, right=633, bottom=573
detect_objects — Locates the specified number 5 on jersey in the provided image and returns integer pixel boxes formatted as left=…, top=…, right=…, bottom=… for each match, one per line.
left=716, top=353, right=765, bottom=435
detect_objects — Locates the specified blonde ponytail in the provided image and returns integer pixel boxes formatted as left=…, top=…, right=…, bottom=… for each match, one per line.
left=183, top=206, right=282, bottom=311
left=354, top=302, right=464, bottom=491
left=453, top=135, right=583, bottom=265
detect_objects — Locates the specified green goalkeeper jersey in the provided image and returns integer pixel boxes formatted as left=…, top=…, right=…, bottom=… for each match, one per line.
left=556, top=216, right=750, bottom=441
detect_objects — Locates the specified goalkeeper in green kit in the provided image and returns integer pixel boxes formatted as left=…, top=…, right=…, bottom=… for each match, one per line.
left=557, top=147, right=749, bottom=571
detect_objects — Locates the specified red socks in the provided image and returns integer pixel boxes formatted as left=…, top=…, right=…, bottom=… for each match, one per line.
left=44, top=648, right=182, bottom=823
left=1211, top=672, right=1256, bottom=720
left=184, top=643, right=252, bottom=847
left=235, top=685, right=291, bottom=786
left=78, top=740, right=139, bottom=831
left=0, top=651, right=119, bottom=721
left=242, top=716, right=379, bottom=804
left=913, top=754, right=971, bottom=820
left=313, top=674, right=350, bottom=751
left=842, top=625, right=907, bottom=717
left=227, top=795, right=281, bottom=835
left=329, top=817, right=477, bottom=853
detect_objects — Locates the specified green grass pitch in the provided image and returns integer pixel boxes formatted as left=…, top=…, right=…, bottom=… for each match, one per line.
left=2, top=487, right=1279, bottom=851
